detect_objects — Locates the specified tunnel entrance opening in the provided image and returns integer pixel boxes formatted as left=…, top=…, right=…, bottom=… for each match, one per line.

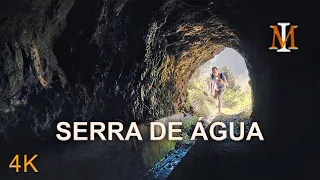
left=142, top=47, right=256, bottom=179
left=184, top=47, right=253, bottom=122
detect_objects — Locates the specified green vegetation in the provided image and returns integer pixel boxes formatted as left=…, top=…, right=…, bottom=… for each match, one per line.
left=222, top=65, right=252, bottom=118
left=186, top=65, right=252, bottom=119
left=141, top=139, right=176, bottom=169
left=140, top=115, right=199, bottom=169
left=180, top=115, right=198, bottom=144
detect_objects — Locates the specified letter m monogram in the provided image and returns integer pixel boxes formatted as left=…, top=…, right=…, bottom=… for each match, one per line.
left=269, top=22, right=298, bottom=52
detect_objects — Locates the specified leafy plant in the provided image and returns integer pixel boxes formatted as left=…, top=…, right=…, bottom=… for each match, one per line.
left=179, top=115, right=198, bottom=144
left=181, top=115, right=198, bottom=134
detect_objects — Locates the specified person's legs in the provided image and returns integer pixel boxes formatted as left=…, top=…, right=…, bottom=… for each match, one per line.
left=217, top=88, right=225, bottom=113
left=213, top=90, right=218, bottom=99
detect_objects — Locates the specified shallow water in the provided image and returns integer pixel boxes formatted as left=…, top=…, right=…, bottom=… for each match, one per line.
left=141, top=141, right=195, bottom=180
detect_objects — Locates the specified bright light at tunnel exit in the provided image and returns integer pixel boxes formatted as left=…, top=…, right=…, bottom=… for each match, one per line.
left=186, top=47, right=252, bottom=119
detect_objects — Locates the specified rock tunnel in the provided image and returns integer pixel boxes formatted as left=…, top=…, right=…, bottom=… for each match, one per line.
left=0, top=0, right=315, bottom=179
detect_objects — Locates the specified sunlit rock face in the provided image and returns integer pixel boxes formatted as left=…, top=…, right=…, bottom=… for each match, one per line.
left=0, top=0, right=240, bottom=140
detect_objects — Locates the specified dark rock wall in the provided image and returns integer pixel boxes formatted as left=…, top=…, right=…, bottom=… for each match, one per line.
left=0, top=0, right=238, bottom=141
left=0, top=0, right=75, bottom=139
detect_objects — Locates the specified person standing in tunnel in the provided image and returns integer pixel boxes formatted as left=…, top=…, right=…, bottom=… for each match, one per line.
left=210, top=67, right=228, bottom=114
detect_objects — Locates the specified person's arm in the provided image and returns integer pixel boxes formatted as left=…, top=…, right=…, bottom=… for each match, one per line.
left=209, top=75, right=213, bottom=92
left=218, top=74, right=228, bottom=86
left=209, top=79, right=213, bottom=92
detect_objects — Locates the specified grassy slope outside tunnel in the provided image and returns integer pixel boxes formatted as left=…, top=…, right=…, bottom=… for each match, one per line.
left=183, top=63, right=252, bottom=120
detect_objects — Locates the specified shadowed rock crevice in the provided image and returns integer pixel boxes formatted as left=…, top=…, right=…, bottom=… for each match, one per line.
left=53, top=0, right=100, bottom=89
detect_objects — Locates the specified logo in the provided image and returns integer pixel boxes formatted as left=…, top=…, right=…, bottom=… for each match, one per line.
left=269, top=22, right=298, bottom=52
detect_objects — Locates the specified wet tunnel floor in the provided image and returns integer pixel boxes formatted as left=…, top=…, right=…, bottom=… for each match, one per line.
left=142, top=141, right=195, bottom=180
left=142, top=115, right=266, bottom=180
